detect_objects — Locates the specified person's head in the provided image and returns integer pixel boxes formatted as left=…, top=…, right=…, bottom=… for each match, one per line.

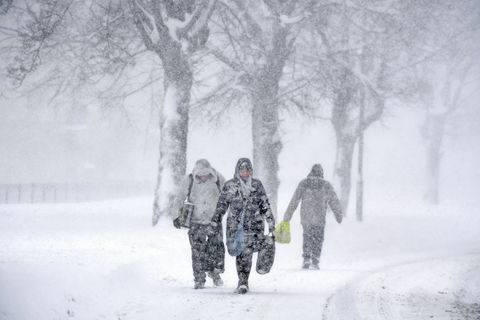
left=239, top=162, right=251, bottom=181
left=309, top=164, right=324, bottom=178
left=235, top=158, right=253, bottom=181
left=193, top=159, right=214, bottom=181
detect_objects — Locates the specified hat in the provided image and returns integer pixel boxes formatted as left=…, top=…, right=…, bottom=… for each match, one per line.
left=239, top=161, right=250, bottom=170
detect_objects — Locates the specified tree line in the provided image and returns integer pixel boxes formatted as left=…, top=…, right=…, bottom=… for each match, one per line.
left=1, top=0, right=479, bottom=219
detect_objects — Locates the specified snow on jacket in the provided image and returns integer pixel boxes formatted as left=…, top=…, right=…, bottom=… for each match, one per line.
left=212, top=158, right=275, bottom=242
left=173, top=159, right=225, bottom=225
left=283, top=164, right=343, bottom=226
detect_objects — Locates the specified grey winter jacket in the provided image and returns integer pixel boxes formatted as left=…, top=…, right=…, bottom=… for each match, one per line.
left=173, top=159, right=225, bottom=225
left=283, top=164, right=342, bottom=227
left=212, top=158, right=275, bottom=244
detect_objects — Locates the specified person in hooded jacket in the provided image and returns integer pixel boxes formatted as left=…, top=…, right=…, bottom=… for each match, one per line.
left=282, top=164, right=342, bottom=270
left=210, top=158, right=275, bottom=294
left=172, top=159, right=226, bottom=289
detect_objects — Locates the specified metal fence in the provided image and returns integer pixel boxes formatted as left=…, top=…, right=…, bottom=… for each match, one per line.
left=0, top=181, right=154, bottom=204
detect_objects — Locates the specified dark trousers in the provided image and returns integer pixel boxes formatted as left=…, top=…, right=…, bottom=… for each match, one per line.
left=188, top=223, right=225, bottom=283
left=235, top=234, right=262, bottom=286
left=302, top=225, right=325, bottom=264
left=236, top=247, right=253, bottom=286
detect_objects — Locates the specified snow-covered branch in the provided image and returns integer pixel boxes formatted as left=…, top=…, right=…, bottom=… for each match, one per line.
left=128, top=0, right=158, bottom=50
left=177, top=0, right=217, bottom=39
left=208, top=47, right=244, bottom=73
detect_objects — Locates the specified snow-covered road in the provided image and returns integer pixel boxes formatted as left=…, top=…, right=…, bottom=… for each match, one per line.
left=0, top=198, right=479, bottom=320
left=323, top=254, right=480, bottom=320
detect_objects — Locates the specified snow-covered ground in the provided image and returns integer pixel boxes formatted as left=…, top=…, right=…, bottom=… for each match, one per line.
left=1, top=197, right=479, bottom=320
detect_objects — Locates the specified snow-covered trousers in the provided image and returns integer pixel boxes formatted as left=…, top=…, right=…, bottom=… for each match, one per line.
left=235, top=234, right=263, bottom=286
left=302, top=225, right=325, bottom=264
left=188, top=223, right=225, bottom=283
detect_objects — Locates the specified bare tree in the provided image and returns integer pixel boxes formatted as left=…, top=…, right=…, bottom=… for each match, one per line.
left=294, top=0, right=478, bottom=214
left=1, top=0, right=217, bottom=223
left=301, top=1, right=399, bottom=213
left=203, top=0, right=312, bottom=214
left=417, top=1, right=480, bottom=204
left=128, top=0, right=217, bottom=223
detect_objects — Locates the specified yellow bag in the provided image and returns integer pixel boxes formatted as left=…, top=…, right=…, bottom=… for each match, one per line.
left=274, top=221, right=291, bottom=244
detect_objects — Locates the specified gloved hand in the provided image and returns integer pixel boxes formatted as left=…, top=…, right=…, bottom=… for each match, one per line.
left=173, top=217, right=181, bottom=229
left=335, top=212, right=343, bottom=224
left=268, top=224, right=275, bottom=234
left=206, top=222, right=218, bottom=236
left=152, top=213, right=160, bottom=227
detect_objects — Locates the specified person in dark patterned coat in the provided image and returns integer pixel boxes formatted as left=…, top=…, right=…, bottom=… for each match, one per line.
left=283, top=164, right=342, bottom=269
left=210, top=158, right=275, bottom=294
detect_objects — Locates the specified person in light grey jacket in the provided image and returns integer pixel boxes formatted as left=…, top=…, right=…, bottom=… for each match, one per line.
left=172, top=159, right=226, bottom=289
left=283, top=164, right=342, bottom=270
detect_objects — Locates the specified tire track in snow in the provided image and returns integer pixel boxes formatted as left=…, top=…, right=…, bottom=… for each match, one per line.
left=322, top=252, right=480, bottom=320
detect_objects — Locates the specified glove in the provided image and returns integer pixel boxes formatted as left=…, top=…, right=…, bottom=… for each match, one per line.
left=152, top=213, right=160, bottom=227
left=173, top=217, right=181, bottom=229
left=268, top=224, right=275, bottom=234
left=335, top=212, right=343, bottom=224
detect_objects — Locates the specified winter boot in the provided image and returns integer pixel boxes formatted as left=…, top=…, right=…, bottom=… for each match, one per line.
left=194, top=276, right=205, bottom=289
left=208, top=271, right=224, bottom=286
left=237, top=284, right=248, bottom=294
left=302, top=259, right=310, bottom=269
left=311, top=258, right=319, bottom=270
left=236, top=279, right=249, bottom=294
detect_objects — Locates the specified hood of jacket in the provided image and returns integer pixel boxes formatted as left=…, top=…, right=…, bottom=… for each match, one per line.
left=192, top=159, right=217, bottom=181
left=234, top=158, right=254, bottom=197
left=307, top=164, right=324, bottom=179
left=233, top=157, right=253, bottom=180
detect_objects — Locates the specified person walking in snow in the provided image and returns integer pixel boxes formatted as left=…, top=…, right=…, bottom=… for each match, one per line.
left=210, top=158, right=275, bottom=294
left=172, top=159, right=226, bottom=289
left=282, top=164, right=342, bottom=270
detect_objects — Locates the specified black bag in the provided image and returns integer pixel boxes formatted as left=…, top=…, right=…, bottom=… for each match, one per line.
left=178, top=174, right=194, bottom=228
left=206, top=228, right=226, bottom=273
left=256, top=234, right=275, bottom=274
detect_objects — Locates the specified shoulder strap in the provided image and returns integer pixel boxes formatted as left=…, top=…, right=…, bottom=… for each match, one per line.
left=215, top=175, right=221, bottom=192
left=186, top=174, right=194, bottom=201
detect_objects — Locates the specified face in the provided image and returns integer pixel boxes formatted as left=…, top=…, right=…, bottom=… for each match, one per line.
left=239, top=169, right=250, bottom=181
left=199, top=174, right=210, bottom=182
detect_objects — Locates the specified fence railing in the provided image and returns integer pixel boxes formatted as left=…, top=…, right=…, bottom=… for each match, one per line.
left=0, top=181, right=154, bottom=204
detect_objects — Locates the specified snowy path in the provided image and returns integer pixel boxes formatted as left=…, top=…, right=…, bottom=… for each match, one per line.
left=0, top=198, right=479, bottom=320
left=323, top=254, right=480, bottom=320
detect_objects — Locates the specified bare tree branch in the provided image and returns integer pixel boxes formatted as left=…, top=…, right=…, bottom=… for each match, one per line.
left=178, top=0, right=217, bottom=39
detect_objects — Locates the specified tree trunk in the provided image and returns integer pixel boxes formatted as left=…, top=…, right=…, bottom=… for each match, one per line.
left=153, top=55, right=192, bottom=219
left=128, top=0, right=214, bottom=223
left=356, top=90, right=365, bottom=221
left=331, top=69, right=358, bottom=215
left=422, top=113, right=447, bottom=205
left=333, top=133, right=356, bottom=214
left=247, top=24, right=290, bottom=216
left=251, top=89, right=282, bottom=216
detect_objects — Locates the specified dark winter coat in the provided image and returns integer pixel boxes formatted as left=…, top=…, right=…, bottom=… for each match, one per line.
left=283, top=164, right=343, bottom=227
left=212, top=158, right=275, bottom=249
